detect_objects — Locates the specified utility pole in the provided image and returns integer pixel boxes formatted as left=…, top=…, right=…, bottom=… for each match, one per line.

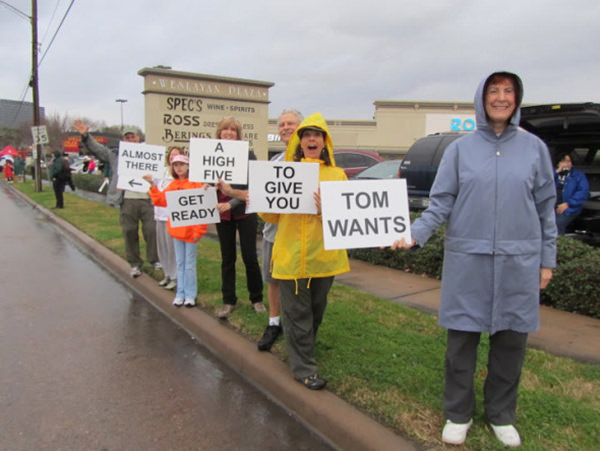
left=31, top=0, right=42, bottom=192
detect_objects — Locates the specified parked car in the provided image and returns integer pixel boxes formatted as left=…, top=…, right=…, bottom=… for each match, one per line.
left=520, top=103, right=600, bottom=244
left=353, top=160, right=402, bottom=180
left=334, top=149, right=383, bottom=178
left=398, top=132, right=465, bottom=209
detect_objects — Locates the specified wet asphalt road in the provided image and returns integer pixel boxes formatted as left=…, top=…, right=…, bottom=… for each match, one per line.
left=0, top=184, right=332, bottom=450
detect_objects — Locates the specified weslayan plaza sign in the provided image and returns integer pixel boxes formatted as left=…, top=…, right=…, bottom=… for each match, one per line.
left=139, top=68, right=273, bottom=160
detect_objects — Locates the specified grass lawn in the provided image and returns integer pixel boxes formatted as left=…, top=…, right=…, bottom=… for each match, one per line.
left=14, top=181, right=600, bottom=450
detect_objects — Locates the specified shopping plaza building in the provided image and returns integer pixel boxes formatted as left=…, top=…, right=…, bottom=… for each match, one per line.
left=267, top=100, right=476, bottom=159
left=137, top=67, right=476, bottom=159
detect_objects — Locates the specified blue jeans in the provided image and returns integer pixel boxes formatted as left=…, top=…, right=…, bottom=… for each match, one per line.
left=555, top=212, right=579, bottom=235
left=173, top=238, right=197, bottom=299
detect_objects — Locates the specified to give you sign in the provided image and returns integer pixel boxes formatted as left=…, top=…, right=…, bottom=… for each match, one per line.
left=246, top=161, right=319, bottom=214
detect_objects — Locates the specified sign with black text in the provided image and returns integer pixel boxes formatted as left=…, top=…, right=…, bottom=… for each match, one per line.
left=165, top=187, right=220, bottom=227
left=247, top=161, right=319, bottom=214
left=116, top=142, right=166, bottom=192
left=320, top=179, right=411, bottom=250
left=189, top=138, right=249, bottom=184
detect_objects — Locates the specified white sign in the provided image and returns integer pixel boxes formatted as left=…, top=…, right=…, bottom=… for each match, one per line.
left=247, top=161, right=319, bottom=214
left=165, top=187, right=220, bottom=227
left=116, top=142, right=166, bottom=192
left=320, top=179, right=411, bottom=250
left=31, top=125, right=49, bottom=145
left=189, top=138, right=249, bottom=184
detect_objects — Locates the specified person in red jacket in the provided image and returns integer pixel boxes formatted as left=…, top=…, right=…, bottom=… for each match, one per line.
left=3, top=159, right=14, bottom=182
left=143, top=154, right=207, bottom=307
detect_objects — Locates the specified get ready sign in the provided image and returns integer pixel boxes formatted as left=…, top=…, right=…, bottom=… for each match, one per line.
left=165, top=187, right=220, bottom=227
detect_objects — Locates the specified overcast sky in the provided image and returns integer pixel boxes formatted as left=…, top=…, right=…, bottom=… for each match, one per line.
left=2, top=0, right=599, bottom=130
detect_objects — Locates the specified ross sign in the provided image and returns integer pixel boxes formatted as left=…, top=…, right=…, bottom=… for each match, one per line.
left=116, top=142, right=166, bottom=193
left=165, top=187, right=220, bottom=227
left=189, top=138, right=249, bottom=184
left=31, top=125, right=49, bottom=145
left=247, top=161, right=319, bottom=214
left=320, top=179, right=411, bottom=250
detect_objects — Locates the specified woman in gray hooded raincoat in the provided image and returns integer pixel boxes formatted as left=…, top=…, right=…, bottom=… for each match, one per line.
left=393, top=71, right=557, bottom=447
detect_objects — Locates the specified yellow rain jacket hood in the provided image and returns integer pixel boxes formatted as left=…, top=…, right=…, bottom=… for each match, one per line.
left=260, top=112, right=350, bottom=281
left=285, top=113, right=336, bottom=165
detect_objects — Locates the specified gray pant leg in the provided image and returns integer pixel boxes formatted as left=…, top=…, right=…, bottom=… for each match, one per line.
left=140, top=199, right=157, bottom=264
left=484, top=330, right=528, bottom=425
left=279, top=277, right=333, bottom=379
left=120, top=199, right=142, bottom=267
left=444, top=329, right=480, bottom=423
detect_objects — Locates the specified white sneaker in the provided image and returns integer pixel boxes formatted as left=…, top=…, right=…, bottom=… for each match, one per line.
left=491, top=424, right=521, bottom=447
left=172, top=297, right=184, bottom=307
left=442, top=418, right=473, bottom=445
left=158, top=277, right=169, bottom=287
left=130, top=266, right=142, bottom=278
left=184, top=298, right=196, bottom=307
left=164, top=280, right=177, bottom=290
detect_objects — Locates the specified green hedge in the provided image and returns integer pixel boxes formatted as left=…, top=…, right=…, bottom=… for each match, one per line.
left=541, top=237, right=600, bottom=318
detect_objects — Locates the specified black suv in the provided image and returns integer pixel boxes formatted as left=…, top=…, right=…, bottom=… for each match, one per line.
left=520, top=103, right=599, bottom=244
left=399, top=132, right=464, bottom=209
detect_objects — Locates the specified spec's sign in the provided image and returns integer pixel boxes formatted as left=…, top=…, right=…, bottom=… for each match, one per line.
left=320, top=179, right=411, bottom=250
left=165, top=187, right=220, bottom=227
left=116, top=142, right=166, bottom=193
left=246, top=161, right=319, bottom=214
left=189, top=138, right=249, bottom=184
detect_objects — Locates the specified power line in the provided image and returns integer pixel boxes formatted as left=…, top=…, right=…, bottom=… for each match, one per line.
left=0, top=0, right=30, bottom=20
left=39, top=0, right=76, bottom=66
left=40, top=0, right=62, bottom=46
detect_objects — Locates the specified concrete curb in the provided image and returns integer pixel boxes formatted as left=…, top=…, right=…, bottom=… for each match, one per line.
left=12, top=186, right=418, bottom=451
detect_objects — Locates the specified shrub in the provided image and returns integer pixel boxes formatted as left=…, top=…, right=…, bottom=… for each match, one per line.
left=542, top=246, right=600, bottom=318
left=72, top=173, right=105, bottom=192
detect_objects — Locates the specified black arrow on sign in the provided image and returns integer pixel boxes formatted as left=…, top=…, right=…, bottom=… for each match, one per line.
left=128, top=179, right=143, bottom=188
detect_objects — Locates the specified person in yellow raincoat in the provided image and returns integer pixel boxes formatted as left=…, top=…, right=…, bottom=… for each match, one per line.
left=260, top=112, right=349, bottom=390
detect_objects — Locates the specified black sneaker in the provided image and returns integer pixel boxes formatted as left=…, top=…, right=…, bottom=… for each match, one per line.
left=257, top=325, right=282, bottom=351
left=297, top=374, right=327, bottom=390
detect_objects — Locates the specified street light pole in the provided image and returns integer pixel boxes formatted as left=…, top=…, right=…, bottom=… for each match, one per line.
left=115, top=98, right=127, bottom=132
